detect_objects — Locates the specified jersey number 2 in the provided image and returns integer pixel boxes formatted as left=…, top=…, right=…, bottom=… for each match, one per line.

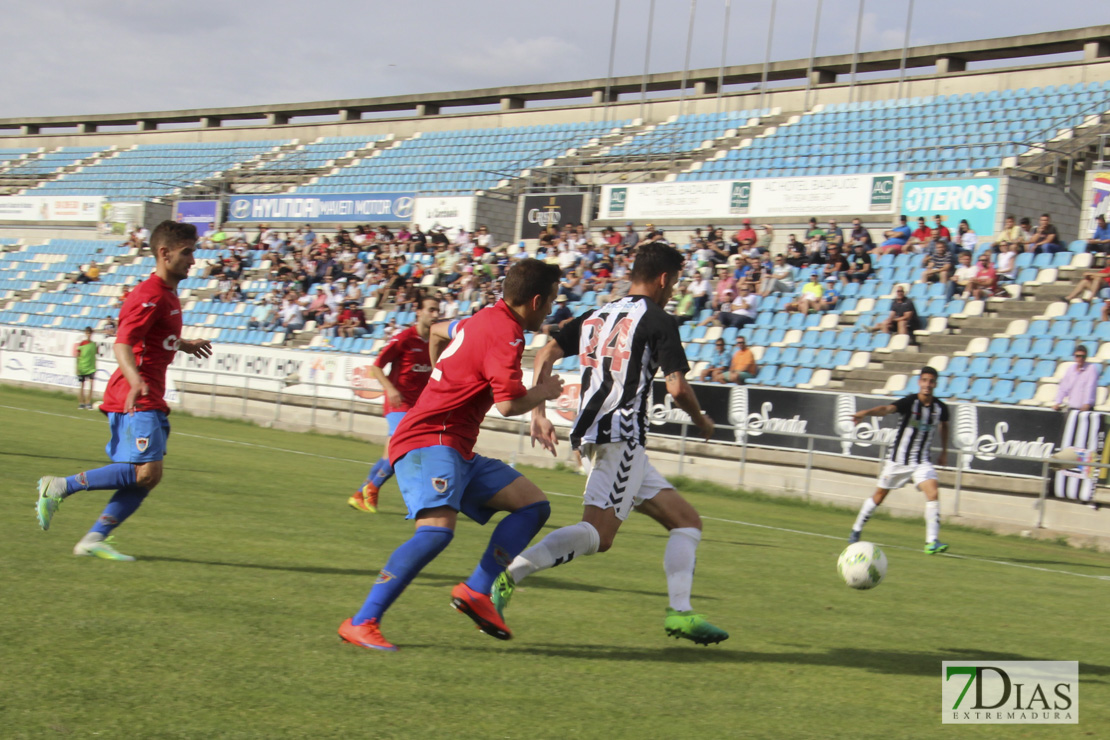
left=580, top=317, right=632, bottom=372
left=430, top=328, right=464, bottom=382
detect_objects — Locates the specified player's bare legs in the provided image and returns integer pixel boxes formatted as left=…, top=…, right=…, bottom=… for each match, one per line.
left=917, top=479, right=947, bottom=553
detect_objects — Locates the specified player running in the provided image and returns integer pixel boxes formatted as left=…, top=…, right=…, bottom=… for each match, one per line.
left=348, top=296, right=439, bottom=513
left=74, top=326, right=97, bottom=409
left=494, top=242, right=729, bottom=646
left=848, top=366, right=951, bottom=554
left=35, top=221, right=213, bottom=561
left=338, top=259, right=564, bottom=651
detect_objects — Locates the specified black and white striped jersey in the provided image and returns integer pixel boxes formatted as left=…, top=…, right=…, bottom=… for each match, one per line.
left=888, top=394, right=949, bottom=465
left=553, top=295, right=689, bottom=449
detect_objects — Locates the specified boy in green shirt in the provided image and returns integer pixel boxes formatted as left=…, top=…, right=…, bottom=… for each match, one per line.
left=75, top=327, right=97, bottom=410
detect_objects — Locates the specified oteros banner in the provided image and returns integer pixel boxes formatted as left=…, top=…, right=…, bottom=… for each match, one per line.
left=599, top=173, right=900, bottom=221
left=412, top=196, right=476, bottom=234
left=519, top=194, right=585, bottom=239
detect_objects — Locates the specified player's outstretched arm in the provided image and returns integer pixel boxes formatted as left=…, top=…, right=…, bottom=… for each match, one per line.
left=665, top=370, right=715, bottom=440
left=177, top=338, right=213, bottom=359
left=113, top=343, right=149, bottom=413
left=496, top=373, right=564, bottom=418
left=851, top=404, right=896, bottom=425
left=530, top=341, right=566, bottom=455
left=428, top=320, right=454, bottom=366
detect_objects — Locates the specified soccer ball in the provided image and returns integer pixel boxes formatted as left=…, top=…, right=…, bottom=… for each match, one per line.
left=837, top=541, right=888, bottom=590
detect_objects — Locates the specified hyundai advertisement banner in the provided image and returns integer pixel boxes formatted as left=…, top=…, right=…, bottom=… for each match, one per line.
left=226, top=193, right=416, bottom=223
left=901, top=178, right=1000, bottom=238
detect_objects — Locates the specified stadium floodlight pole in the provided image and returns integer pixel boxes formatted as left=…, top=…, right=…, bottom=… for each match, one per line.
left=677, top=0, right=698, bottom=118
left=759, top=0, right=778, bottom=112
left=603, top=0, right=621, bottom=123
left=897, top=0, right=915, bottom=101
left=848, top=0, right=865, bottom=104
left=640, top=0, right=657, bottom=121
left=803, top=0, right=824, bottom=111
left=716, top=0, right=732, bottom=115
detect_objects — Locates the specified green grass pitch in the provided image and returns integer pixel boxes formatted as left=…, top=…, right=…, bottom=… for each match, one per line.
left=1, top=384, right=1107, bottom=739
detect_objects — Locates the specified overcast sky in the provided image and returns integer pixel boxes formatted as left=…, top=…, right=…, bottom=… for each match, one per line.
left=2, top=0, right=1100, bottom=118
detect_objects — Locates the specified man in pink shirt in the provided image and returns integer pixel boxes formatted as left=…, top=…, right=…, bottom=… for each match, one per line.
left=1055, top=345, right=1099, bottom=411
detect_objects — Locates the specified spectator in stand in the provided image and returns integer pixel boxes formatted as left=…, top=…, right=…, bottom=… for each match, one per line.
left=995, top=240, right=1018, bottom=284
left=844, top=243, right=873, bottom=284
left=825, top=219, right=844, bottom=248
left=785, top=273, right=824, bottom=313
left=878, top=215, right=911, bottom=255
left=733, top=219, right=757, bottom=245
left=73, top=260, right=100, bottom=284
left=541, top=294, right=573, bottom=334
left=758, top=254, right=797, bottom=297
left=947, top=252, right=976, bottom=300
left=968, top=253, right=998, bottom=300
left=101, top=316, right=117, bottom=337
left=337, top=301, right=368, bottom=338
left=727, top=337, right=758, bottom=384
left=621, top=223, right=639, bottom=249
left=1030, top=213, right=1065, bottom=254
left=279, top=294, right=305, bottom=340
left=1088, top=215, right=1110, bottom=254
left=785, top=236, right=807, bottom=267
left=1054, top=344, right=1099, bottom=411
left=219, top=280, right=244, bottom=303
left=908, top=217, right=933, bottom=252
left=956, top=219, right=978, bottom=254
left=872, top=285, right=918, bottom=336
left=700, top=339, right=731, bottom=382
left=1062, top=262, right=1110, bottom=303
left=819, top=277, right=841, bottom=311
left=821, top=244, right=849, bottom=283
left=304, top=286, right=330, bottom=323
left=921, top=241, right=953, bottom=284
left=248, top=297, right=276, bottom=330
left=690, top=267, right=712, bottom=314
left=673, top=282, right=697, bottom=325
left=1016, top=217, right=1036, bottom=251
left=805, top=217, right=825, bottom=241
left=849, top=219, right=872, bottom=250
left=806, top=231, right=828, bottom=265
left=931, top=215, right=951, bottom=243
left=704, top=283, right=759, bottom=328
left=756, top=224, right=775, bottom=251
left=992, top=214, right=1023, bottom=253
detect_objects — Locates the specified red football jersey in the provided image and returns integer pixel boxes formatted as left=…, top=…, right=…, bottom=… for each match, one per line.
left=100, top=273, right=182, bottom=414
left=389, top=300, right=528, bottom=463
left=373, top=326, right=432, bottom=414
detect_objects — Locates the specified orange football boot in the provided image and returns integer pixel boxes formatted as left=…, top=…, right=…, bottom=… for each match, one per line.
left=450, top=582, right=512, bottom=640
left=338, top=617, right=397, bottom=651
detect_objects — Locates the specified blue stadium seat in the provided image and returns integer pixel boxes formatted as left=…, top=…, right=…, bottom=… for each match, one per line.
left=1011, top=382, right=1037, bottom=403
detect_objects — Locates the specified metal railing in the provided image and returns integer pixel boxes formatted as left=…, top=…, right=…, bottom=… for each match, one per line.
left=161, top=364, right=1105, bottom=533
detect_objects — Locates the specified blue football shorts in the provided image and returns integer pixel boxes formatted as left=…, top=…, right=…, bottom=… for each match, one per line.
left=105, top=411, right=170, bottom=464
left=385, top=411, right=406, bottom=436
left=394, top=445, right=521, bottom=524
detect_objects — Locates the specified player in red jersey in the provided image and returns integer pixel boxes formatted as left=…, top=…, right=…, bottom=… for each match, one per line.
left=348, top=296, right=440, bottom=513
left=338, top=259, right=564, bottom=651
left=35, top=221, right=213, bottom=561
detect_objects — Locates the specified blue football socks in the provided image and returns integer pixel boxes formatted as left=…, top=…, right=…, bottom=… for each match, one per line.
left=89, top=487, right=149, bottom=536
left=465, top=501, right=551, bottom=595
left=65, top=463, right=136, bottom=497
left=353, top=526, right=454, bottom=625
left=365, top=458, right=394, bottom=489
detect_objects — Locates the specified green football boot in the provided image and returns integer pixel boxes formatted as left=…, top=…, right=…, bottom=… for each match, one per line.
left=36, top=476, right=67, bottom=531
left=491, top=571, right=515, bottom=618
left=74, top=535, right=136, bottom=562
left=664, top=608, right=729, bottom=645
left=924, top=541, right=949, bottom=555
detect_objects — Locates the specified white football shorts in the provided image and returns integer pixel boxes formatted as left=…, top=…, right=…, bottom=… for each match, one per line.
left=877, top=460, right=937, bottom=491
left=579, top=441, right=672, bottom=521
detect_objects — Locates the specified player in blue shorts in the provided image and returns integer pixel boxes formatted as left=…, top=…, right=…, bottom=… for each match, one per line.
left=34, top=222, right=212, bottom=560
left=337, top=259, right=564, bottom=651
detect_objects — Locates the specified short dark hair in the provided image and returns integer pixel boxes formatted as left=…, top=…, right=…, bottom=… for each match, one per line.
left=419, top=296, right=439, bottom=310
left=150, top=221, right=197, bottom=253
left=83, top=326, right=93, bottom=333
left=630, top=241, right=684, bottom=283
left=920, top=365, right=939, bottom=379
left=502, top=258, right=561, bottom=306
left=1075, top=344, right=1089, bottom=357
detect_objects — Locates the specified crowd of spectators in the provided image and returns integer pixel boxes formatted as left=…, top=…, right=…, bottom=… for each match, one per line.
left=95, top=208, right=1081, bottom=384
